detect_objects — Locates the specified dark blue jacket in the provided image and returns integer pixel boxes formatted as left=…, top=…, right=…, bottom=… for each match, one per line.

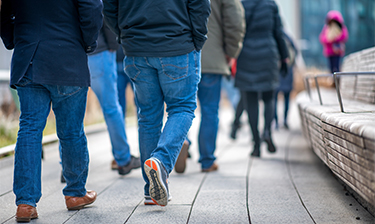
left=235, top=0, right=288, bottom=92
left=103, top=0, right=211, bottom=57
left=1, top=0, right=103, bottom=88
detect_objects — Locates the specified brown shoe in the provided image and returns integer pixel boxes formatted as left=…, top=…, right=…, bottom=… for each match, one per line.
left=111, top=159, right=118, bottom=170
left=174, top=140, right=189, bottom=173
left=201, top=163, right=218, bottom=172
left=16, top=204, right=38, bottom=222
left=65, top=190, right=97, bottom=210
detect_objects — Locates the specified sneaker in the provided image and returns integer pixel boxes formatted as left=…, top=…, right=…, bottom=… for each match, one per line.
left=144, top=158, right=169, bottom=206
left=174, top=140, right=189, bottom=173
left=118, top=156, right=141, bottom=175
left=144, top=194, right=172, bottom=205
left=111, top=160, right=118, bottom=170
left=201, top=162, right=218, bottom=172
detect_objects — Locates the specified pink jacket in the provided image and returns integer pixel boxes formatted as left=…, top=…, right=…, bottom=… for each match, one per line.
left=319, top=10, right=349, bottom=57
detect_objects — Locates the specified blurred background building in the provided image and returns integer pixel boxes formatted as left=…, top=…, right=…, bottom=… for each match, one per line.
left=276, top=0, right=374, bottom=69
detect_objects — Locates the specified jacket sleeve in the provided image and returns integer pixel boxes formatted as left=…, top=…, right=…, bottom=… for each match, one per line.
left=319, top=26, right=330, bottom=44
left=187, top=0, right=211, bottom=51
left=335, top=26, right=349, bottom=43
left=222, top=0, right=245, bottom=58
left=272, top=3, right=288, bottom=61
left=77, top=0, right=103, bottom=53
left=103, top=20, right=118, bottom=50
left=102, top=0, right=120, bottom=39
left=1, top=0, right=15, bottom=50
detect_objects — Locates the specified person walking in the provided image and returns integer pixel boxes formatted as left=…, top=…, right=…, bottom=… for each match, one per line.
left=274, top=31, right=298, bottom=130
left=1, top=0, right=102, bottom=222
left=176, top=0, right=245, bottom=173
left=103, top=0, right=211, bottom=206
left=233, top=0, right=289, bottom=157
left=319, top=10, right=348, bottom=75
left=86, top=20, right=141, bottom=175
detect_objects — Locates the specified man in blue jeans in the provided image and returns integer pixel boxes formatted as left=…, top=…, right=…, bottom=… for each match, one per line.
left=1, top=0, right=102, bottom=222
left=178, top=0, right=245, bottom=173
left=87, top=20, right=141, bottom=175
left=103, top=0, right=211, bottom=206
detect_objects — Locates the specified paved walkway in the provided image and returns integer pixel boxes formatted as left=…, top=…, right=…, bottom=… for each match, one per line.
left=1, top=101, right=374, bottom=223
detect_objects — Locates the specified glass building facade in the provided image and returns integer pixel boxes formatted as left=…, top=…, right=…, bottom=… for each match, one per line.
left=300, top=0, right=375, bottom=68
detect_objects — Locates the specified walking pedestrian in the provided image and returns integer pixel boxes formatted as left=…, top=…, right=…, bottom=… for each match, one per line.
left=319, top=10, right=348, bottom=76
left=233, top=0, right=289, bottom=157
left=103, top=0, right=211, bottom=206
left=86, top=20, right=141, bottom=175
left=175, top=0, right=245, bottom=173
left=1, top=0, right=102, bottom=222
left=274, top=31, right=298, bottom=130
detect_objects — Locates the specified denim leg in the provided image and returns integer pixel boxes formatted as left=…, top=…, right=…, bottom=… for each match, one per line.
left=197, top=73, right=222, bottom=169
left=125, top=50, right=200, bottom=195
left=221, top=76, right=240, bottom=110
left=124, top=56, right=165, bottom=196
left=284, top=91, right=290, bottom=122
left=14, top=80, right=51, bottom=207
left=49, top=85, right=89, bottom=197
left=117, top=61, right=127, bottom=117
left=89, top=51, right=131, bottom=166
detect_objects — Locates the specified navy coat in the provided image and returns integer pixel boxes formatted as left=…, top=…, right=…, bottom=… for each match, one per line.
left=1, top=0, right=103, bottom=88
left=103, top=0, right=211, bottom=57
left=235, top=0, right=288, bottom=92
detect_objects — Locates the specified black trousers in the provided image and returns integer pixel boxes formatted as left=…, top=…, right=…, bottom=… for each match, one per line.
left=234, top=90, right=275, bottom=144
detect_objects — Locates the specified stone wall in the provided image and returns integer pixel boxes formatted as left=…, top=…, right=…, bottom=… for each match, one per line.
left=297, top=47, right=375, bottom=213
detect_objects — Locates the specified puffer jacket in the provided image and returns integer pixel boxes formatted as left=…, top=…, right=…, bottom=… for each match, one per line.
left=201, top=0, right=245, bottom=76
left=234, top=0, right=288, bottom=92
left=319, top=10, right=349, bottom=57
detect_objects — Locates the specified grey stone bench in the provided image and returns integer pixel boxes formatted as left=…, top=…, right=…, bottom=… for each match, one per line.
left=296, top=47, right=375, bottom=214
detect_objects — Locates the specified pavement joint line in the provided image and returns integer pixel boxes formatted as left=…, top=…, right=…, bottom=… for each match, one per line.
left=285, top=131, right=317, bottom=224
left=186, top=173, right=208, bottom=223
left=246, top=157, right=253, bottom=224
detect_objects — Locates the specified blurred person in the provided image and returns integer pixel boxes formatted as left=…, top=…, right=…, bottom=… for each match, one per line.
left=116, top=45, right=137, bottom=118
left=319, top=10, right=348, bottom=75
left=86, top=20, right=141, bottom=175
left=233, top=0, right=289, bottom=157
left=1, top=0, right=102, bottom=222
left=274, top=31, right=298, bottom=130
left=103, top=0, right=210, bottom=206
left=175, top=0, right=245, bottom=174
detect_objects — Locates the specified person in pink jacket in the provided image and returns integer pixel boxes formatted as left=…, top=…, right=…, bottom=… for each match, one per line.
left=319, top=10, right=349, bottom=74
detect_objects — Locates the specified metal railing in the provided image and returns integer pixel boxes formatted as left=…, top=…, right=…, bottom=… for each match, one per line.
left=304, top=72, right=375, bottom=113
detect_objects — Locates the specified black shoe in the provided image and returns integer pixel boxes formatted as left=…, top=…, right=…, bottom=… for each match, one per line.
left=230, top=123, right=240, bottom=140
left=61, top=171, right=66, bottom=183
left=262, top=131, right=276, bottom=153
left=283, top=122, right=289, bottom=130
left=118, top=156, right=141, bottom=175
left=250, top=142, right=260, bottom=157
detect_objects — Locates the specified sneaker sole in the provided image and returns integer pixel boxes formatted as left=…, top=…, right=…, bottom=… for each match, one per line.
left=144, top=159, right=168, bottom=206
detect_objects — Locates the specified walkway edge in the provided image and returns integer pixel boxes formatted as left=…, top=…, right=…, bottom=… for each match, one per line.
left=0, top=122, right=107, bottom=158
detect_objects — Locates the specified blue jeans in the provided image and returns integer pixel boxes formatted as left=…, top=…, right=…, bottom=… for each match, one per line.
left=117, top=61, right=135, bottom=117
left=124, top=50, right=201, bottom=195
left=14, top=70, right=89, bottom=207
left=221, top=76, right=240, bottom=110
left=89, top=50, right=131, bottom=166
left=198, top=74, right=222, bottom=169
